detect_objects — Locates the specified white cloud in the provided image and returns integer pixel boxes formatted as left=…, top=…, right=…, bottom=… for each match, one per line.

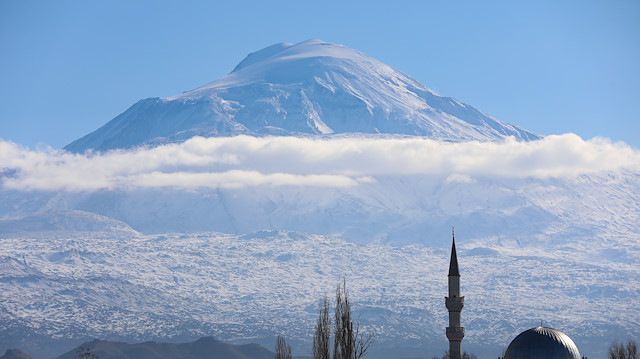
left=126, top=171, right=359, bottom=189
left=1, top=134, right=639, bottom=191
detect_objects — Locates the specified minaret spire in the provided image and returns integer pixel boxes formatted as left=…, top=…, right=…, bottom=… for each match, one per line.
left=448, top=228, right=460, bottom=276
left=445, top=228, right=464, bottom=359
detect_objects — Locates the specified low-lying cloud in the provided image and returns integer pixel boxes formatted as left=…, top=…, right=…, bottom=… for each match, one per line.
left=1, top=134, right=638, bottom=191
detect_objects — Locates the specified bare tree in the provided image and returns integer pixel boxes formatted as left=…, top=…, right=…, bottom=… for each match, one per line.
left=433, top=350, right=477, bottom=359
left=333, top=280, right=348, bottom=359
left=332, top=279, right=373, bottom=359
left=76, top=346, right=99, bottom=359
left=609, top=340, right=638, bottom=359
left=313, top=295, right=331, bottom=359
left=275, top=335, right=292, bottom=359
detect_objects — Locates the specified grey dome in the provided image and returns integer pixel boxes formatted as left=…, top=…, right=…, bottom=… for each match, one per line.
left=504, top=326, right=581, bottom=359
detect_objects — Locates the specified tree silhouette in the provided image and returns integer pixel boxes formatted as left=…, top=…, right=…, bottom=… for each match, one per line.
left=313, top=295, right=331, bottom=359
left=312, top=279, right=373, bottom=359
left=275, top=335, right=292, bottom=359
left=433, top=350, right=477, bottom=359
left=609, top=340, right=638, bottom=359
left=76, top=346, right=99, bottom=359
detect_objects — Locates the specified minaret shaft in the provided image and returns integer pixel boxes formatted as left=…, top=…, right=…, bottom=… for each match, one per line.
left=448, top=275, right=460, bottom=298
left=445, top=233, right=464, bottom=359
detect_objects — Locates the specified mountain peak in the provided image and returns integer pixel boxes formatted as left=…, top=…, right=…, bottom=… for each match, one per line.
left=231, top=39, right=372, bottom=73
left=64, top=40, right=540, bottom=153
left=188, top=39, right=381, bottom=94
left=230, top=42, right=293, bottom=73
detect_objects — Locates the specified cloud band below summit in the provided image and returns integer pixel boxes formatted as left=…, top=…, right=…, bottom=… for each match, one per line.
left=1, top=134, right=638, bottom=191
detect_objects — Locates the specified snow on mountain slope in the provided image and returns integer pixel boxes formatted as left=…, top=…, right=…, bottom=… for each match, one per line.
left=0, top=230, right=637, bottom=359
left=3, top=169, right=637, bottom=249
left=64, top=40, right=539, bottom=153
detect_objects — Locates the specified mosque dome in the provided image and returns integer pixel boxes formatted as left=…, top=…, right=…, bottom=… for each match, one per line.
left=504, top=326, right=581, bottom=359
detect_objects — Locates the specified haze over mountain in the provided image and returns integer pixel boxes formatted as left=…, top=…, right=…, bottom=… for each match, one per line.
left=65, top=39, right=539, bottom=153
left=1, top=40, right=639, bottom=359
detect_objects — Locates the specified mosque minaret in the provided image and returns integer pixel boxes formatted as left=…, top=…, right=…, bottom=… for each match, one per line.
left=445, top=229, right=464, bottom=359
left=440, top=229, right=583, bottom=359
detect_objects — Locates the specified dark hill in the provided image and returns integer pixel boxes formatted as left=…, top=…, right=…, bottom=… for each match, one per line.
left=0, top=349, right=35, bottom=359
left=54, top=337, right=274, bottom=359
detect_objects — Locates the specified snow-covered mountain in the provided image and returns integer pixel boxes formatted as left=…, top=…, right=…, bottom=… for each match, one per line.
left=64, top=40, right=538, bottom=153
left=3, top=169, right=638, bottom=246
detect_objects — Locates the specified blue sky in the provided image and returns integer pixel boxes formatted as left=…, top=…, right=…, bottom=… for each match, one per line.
left=1, top=0, right=639, bottom=148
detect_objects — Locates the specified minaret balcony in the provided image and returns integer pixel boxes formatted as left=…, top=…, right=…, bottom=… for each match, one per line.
left=445, top=296, right=464, bottom=311
left=446, top=326, right=465, bottom=341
